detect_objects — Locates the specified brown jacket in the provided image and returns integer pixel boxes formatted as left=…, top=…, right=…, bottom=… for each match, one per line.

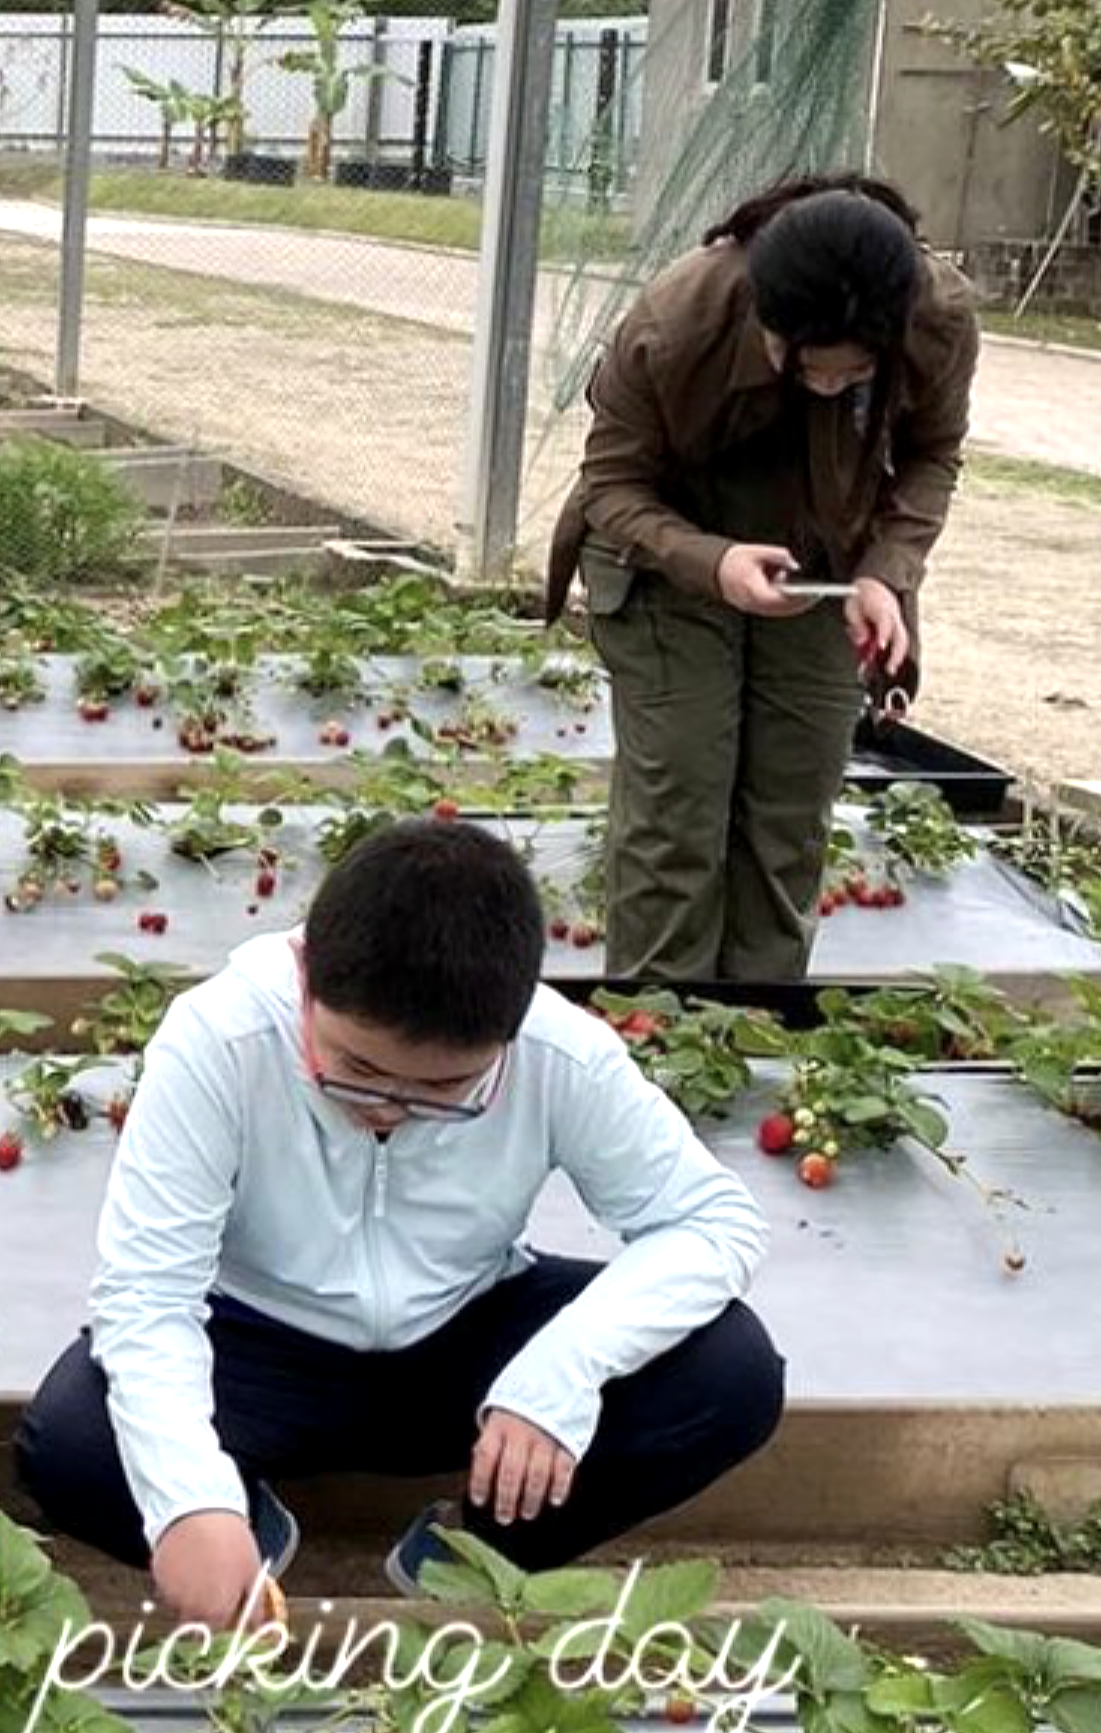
left=546, top=239, right=979, bottom=687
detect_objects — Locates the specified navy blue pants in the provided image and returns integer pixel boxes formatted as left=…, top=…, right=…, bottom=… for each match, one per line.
left=15, top=1253, right=784, bottom=1571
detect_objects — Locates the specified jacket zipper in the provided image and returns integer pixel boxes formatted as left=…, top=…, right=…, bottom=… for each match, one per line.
left=363, top=1133, right=390, bottom=1344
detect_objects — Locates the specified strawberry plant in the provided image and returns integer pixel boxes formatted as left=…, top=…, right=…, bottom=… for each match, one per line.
left=1003, top=977, right=1101, bottom=1129
left=0, top=1008, right=54, bottom=1050
left=534, top=651, right=603, bottom=711
left=0, top=649, right=44, bottom=710
left=2, top=790, right=154, bottom=910
left=4, top=1053, right=101, bottom=1139
left=994, top=805, right=1101, bottom=942
left=317, top=804, right=401, bottom=863
left=292, top=644, right=364, bottom=702
left=765, top=1023, right=1028, bottom=1266
left=0, top=1508, right=129, bottom=1730
left=815, top=968, right=1024, bottom=1062
left=436, top=694, right=520, bottom=751
left=592, top=988, right=790, bottom=1116
left=70, top=951, right=188, bottom=1056
left=145, top=587, right=277, bottom=664
left=73, top=635, right=145, bottom=703
left=0, top=581, right=105, bottom=651
left=867, top=780, right=978, bottom=876
left=167, top=786, right=285, bottom=862
left=818, top=826, right=905, bottom=913
left=162, top=653, right=274, bottom=755
left=470, top=752, right=586, bottom=811
left=419, top=655, right=467, bottom=693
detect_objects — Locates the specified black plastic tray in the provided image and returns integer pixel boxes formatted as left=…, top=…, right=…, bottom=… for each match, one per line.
left=847, top=716, right=1013, bottom=817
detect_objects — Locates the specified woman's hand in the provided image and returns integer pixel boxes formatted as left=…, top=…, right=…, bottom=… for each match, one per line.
left=844, top=576, right=909, bottom=675
left=716, top=545, right=818, bottom=617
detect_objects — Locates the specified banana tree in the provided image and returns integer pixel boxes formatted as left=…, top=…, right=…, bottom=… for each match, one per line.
left=186, top=91, right=245, bottom=174
left=122, top=67, right=195, bottom=170
left=163, top=0, right=277, bottom=158
left=279, top=1, right=409, bottom=181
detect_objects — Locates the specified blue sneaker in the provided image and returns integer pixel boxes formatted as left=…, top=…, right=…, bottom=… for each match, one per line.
left=384, top=1498, right=460, bottom=1597
left=250, top=1479, right=300, bottom=1579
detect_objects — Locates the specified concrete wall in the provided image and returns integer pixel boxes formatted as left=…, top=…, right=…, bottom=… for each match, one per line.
left=872, top=1, right=1071, bottom=248
left=637, top=0, right=1074, bottom=251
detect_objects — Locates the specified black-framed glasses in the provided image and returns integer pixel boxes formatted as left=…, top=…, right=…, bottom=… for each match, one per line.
left=312, top=1049, right=508, bottom=1123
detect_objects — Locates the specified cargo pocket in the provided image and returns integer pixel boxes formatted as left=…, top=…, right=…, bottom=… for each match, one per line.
left=579, top=537, right=637, bottom=617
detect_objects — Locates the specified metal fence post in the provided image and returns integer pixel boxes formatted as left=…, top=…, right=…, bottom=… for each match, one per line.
left=457, top=0, right=559, bottom=585
left=56, top=0, right=99, bottom=399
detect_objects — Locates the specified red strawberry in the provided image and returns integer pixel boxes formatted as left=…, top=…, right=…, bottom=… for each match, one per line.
left=818, top=894, right=836, bottom=916
left=0, top=1130, right=24, bottom=1172
left=433, top=799, right=461, bottom=822
left=620, top=1010, right=662, bottom=1041
left=78, top=698, right=110, bottom=723
left=757, top=1112, right=795, bottom=1155
left=255, top=869, right=277, bottom=898
left=570, top=921, right=597, bottom=948
left=664, top=1701, right=696, bottom=1726
left=548, top=916, right=570, bottom=941
left=799, top=1152, right=835, bottom=1189
left=135, top=685, right=159, bottom=708
left=138, top=911, right=168, bottom=935
left=106, top=1095, right=131, bottom=1133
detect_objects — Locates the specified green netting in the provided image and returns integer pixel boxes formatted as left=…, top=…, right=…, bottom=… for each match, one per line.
left=519, top=0, right=883, bottom=555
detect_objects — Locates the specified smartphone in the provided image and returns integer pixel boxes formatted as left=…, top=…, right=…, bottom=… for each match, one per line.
left=776, top=580, right=855, bottom=598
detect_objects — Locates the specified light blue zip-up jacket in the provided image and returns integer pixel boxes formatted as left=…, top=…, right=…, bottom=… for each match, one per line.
left=91, top=932, right=770, bottom=1547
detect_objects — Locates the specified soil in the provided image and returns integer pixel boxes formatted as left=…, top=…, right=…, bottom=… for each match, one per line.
left=1, top=234, right=1099, bottom=790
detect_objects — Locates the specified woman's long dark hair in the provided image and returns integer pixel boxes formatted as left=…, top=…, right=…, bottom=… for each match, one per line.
left=705, top=173, right=920, bottom=248
left=705, top=173, right=924, bottom=513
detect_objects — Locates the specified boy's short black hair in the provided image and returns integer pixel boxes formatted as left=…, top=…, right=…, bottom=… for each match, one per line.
left=303, top=819, right=545, bottom=1045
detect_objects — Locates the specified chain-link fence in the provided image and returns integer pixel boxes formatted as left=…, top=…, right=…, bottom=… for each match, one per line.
left=0, top=6, right=646, bottom=560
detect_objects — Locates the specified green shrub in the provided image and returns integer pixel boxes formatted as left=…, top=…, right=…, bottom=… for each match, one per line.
left=0, top=438, right=144, bottom=585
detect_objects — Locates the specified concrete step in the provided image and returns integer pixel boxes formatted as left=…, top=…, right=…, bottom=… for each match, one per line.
left=92, top=447, right=224, bottom=514
left=0, top=406, right=109, bottom=448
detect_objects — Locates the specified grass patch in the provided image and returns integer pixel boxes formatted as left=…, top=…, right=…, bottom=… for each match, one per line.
left=0, top=160, right=635, bottom=264
left=0, top=230, right=472, bottom=343
left=965, top=448, right=1101, bottom=509
left=981, top=307, right=1101, bottom=353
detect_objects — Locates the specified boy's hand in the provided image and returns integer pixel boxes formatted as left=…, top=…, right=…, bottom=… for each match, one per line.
left=153, top=1510, right=268, bottom=1631
left=470, top=1409, right=576, bottom=1524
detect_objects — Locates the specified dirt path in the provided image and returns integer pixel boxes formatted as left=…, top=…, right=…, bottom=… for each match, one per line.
left=1, top=233, right=1099, bottom=789
left=2, top=196, right=1100, bottom=477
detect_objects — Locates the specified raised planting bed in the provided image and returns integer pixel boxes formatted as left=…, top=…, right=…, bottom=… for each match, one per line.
left=0, top=653, right=612, bottom=798
left=2, top=802, right=1100, bottom=1020
left=4, top=1046, right=1095, bottom=1400
left=0, top=807, right=605, bottom=1010
left=3, top=1047, right=1100, bottom=1560
left=850, top=716, right=1014, bottom=818
left=2, top=797, right=1101, bottom=1022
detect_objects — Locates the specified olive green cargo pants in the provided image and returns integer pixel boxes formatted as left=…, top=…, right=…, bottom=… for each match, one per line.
left=590, top=569, right=863, bottom=981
